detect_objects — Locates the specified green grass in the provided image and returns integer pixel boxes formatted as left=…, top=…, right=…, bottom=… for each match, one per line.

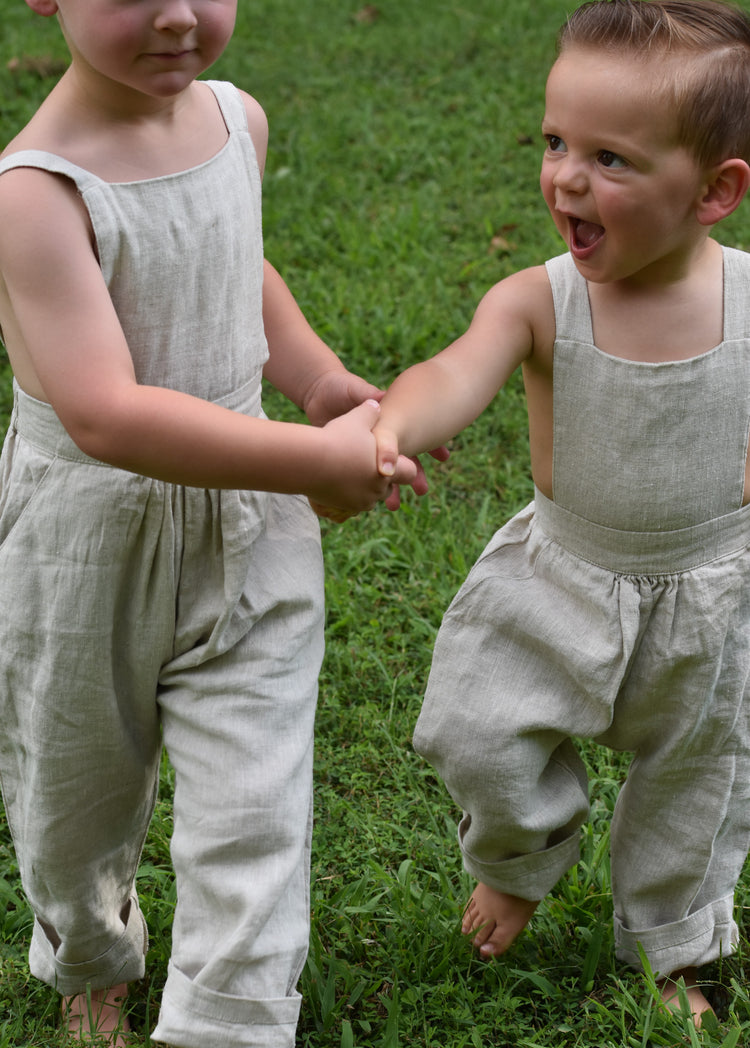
left=2, top=0, right=750, bottom=1045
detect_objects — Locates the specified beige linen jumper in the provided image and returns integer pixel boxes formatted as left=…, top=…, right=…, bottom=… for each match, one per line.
left=414, top=249, right=750, bottom=978
left=0, top=81, right=324, bottom=1048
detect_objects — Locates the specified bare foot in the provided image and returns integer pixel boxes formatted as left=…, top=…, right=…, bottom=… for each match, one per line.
left=461, top=882, right=539, bottom=957
left=658, top=967, right=713, bottom=1028
left=62, top=982, right=131, bottom=1046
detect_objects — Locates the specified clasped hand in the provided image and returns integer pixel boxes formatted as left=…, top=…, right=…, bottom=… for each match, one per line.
left=303, top=369, right=447, bottom=523
left=309, top=401, right=447, bottom=523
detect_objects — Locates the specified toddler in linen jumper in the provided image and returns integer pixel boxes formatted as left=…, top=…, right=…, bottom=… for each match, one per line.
left=0, top=2, right=417, bottom=1047
left=374, top=0, right=750, bottom=1024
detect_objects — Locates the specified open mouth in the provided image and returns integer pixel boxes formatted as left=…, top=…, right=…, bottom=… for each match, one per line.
left=571, top=217, right=605, bottom=254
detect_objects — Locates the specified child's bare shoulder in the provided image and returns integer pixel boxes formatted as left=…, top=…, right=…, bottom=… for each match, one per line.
left=481, top=264, right=553, bottom=310
left=0, top=164, right=93, bottom=283
left=234, top=88, right=269, bottom=175
left=0, top=94, right=79, bottom=267
left=0, top=103, right=86, bottom=223
left=475, top=263, right=555, bottom=351
left=0, top=79, right=67, bottom=161
left=0, top=125, right=42, bottom=165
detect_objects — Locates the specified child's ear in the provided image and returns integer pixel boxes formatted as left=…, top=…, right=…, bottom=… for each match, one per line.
left=696, top=158, right=750, bottom=226
left=23, top=0, right=59, bottom=15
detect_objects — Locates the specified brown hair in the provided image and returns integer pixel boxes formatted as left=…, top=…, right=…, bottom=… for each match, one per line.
left=558, top=0, right=750, bottom=165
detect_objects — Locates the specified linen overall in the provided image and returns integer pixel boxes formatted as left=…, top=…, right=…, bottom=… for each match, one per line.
left=0, top=81, right=324, bottom=1048
left=414, top=249, right=750, bottom=977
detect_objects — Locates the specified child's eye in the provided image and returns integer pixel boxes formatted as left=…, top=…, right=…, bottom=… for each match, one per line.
left=598, top=150, right=627, bottom=169
left=544, top=134, right=566, bottom=153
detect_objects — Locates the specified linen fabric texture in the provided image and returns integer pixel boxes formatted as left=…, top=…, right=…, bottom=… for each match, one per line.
left=414, top=249, right=750, bottom=977
left=0, top=81, right=324, bottom=1048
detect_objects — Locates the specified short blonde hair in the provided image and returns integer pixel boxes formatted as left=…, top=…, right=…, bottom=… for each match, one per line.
left=559, top=0, right=750, bottom=165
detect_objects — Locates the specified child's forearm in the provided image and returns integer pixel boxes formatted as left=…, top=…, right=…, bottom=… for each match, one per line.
left=261, top=261, right=349, bottom=413
left=70, top=382, right=401, bottom=511
left=261, top=261, right=386, bottom=427
left=377, top=356, right=488, bottom=459
left=377, top=276, right=538, bottom=463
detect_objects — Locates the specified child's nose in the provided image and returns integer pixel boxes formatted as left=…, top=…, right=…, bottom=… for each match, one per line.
left=154, top=1, right=199, bottom=33
left=553, top=156, right=588, bottom=195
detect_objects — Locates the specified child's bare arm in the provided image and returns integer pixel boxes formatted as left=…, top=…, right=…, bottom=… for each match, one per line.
left=0, top=167, right=413, bottom=512
left=246, top=90, right=384, bottom=429
left=374, top=267, right=546, bottom=472
left=261, top=260, right=384, bottom=424
left=241, top=90, right=270, bottom=179
left=244, top=90, right=424, bottom=506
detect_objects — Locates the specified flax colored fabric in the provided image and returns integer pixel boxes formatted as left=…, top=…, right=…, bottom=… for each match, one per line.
left=0, top=82, right=324, bottom=1048
left=414, top=249, right=750, bottom=977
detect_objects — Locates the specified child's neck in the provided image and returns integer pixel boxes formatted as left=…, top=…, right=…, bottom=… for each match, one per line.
left=13, top=72, right=228, bottom=183
left=587, top=237, right=724, bottom=364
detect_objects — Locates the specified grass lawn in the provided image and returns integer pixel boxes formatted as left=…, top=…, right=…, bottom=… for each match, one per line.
left=2, top=1, right=750, bottom=1045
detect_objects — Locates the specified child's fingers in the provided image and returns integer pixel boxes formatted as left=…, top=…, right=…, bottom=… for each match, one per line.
left=409, top=456, right=429, bottom=496
left=390, top=453, right=418, bottom=488
left=384, top=485, right=401, bottom=511
left=382, top=455, right=431, bottom=511
left=374, top=426, right=399, bottom=478
left=340, top=396, right=382, bottom=430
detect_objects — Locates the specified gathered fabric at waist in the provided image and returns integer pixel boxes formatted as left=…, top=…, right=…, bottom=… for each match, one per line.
left=534, top=487, right=750, bottom=575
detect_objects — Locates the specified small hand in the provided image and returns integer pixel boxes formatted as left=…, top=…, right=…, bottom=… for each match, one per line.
left=309, top=400, right=417, bottom=519
left=303, top=368, right=383, bottom=427
left=376, top=427, right=450, bottom=510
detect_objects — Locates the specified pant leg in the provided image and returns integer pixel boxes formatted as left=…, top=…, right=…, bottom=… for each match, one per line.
left=414, top=508, right=643, bottom=900
left=599, top=549, right=750, bottom=976
left=152, top=490, right=324, bottom=1048
left=0, top=430, right=174, bottom=994
left=417, top=502, right=750, bottom=975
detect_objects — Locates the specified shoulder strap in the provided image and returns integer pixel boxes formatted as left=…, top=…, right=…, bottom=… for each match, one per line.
left=544, top=252, right=594, bottom=345
left=721, top=245, right=750, bottom=342
left=0, top=149, right=100, bottom=193
left=203, top=80, right=250, bottom=135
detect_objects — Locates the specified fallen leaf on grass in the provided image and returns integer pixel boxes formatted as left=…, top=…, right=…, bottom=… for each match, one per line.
left=354, top=5, right=381, bottom=24
left=488, top=224, right=519, bottom=254
left=7, top=54, right=68, bottom=78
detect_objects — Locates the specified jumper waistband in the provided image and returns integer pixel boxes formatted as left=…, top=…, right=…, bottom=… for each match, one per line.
left=534, top=487, right=750, bottom=574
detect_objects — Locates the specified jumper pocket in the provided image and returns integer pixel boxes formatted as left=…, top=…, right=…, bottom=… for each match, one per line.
left=457, top=504, right=547, bottom=592
left=0, top=434, right=56, bottom=553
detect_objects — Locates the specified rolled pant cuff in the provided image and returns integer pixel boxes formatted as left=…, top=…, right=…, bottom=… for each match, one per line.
left=151, top=961, right=302, bottom=1048
left=459, top=821, right=581, bottom=900
left=614, top=893, right=738, bottom=977
left=28, top=896, right=147, bottom=996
